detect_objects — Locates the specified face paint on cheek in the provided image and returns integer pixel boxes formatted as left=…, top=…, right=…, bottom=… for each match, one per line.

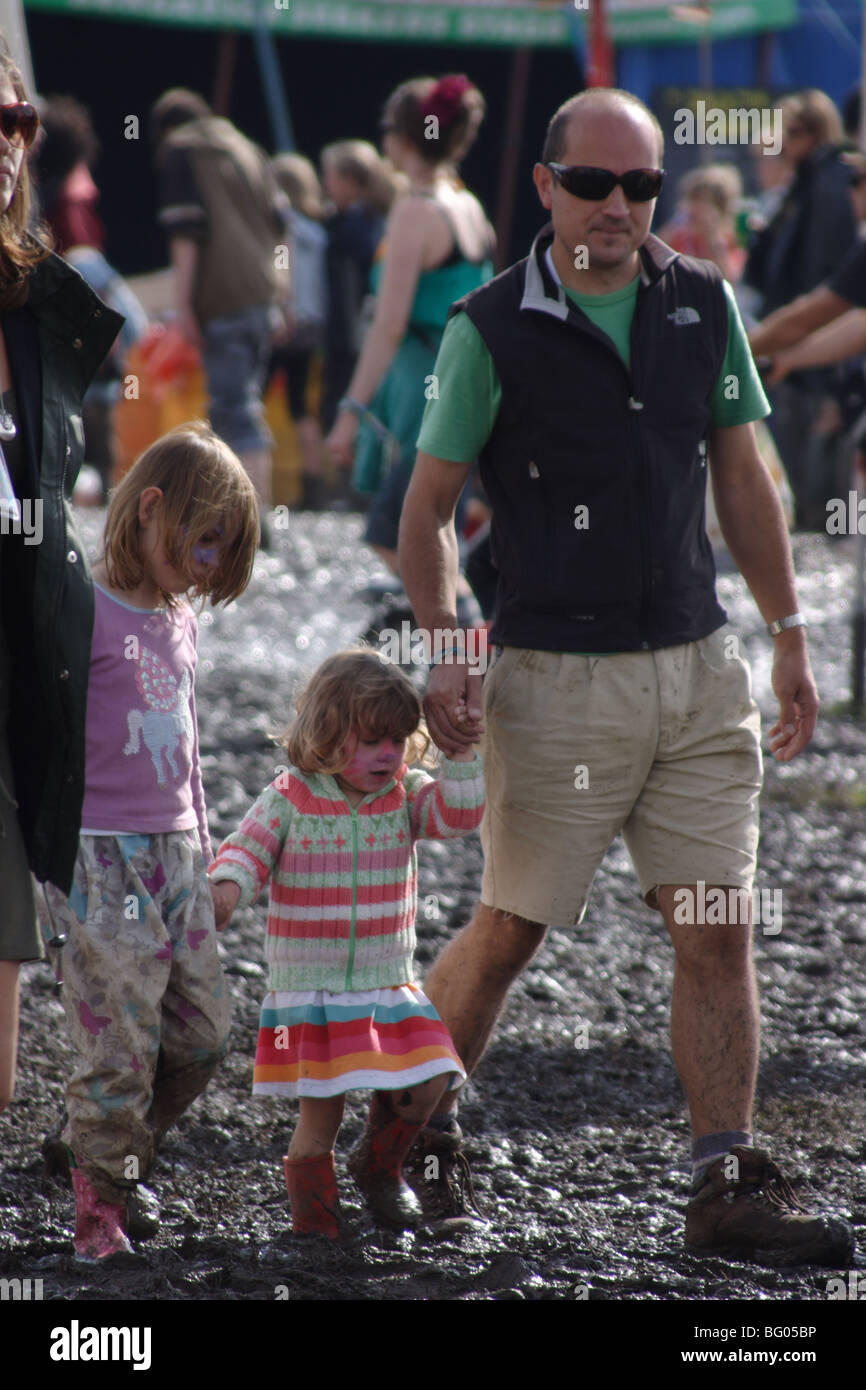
left=183, top=522, right=225, bottom=569
left=341, top=746, right=383, bottom=780
left=340, top=737, right=407, bottom=787
left=193, top=542, right=219, bottom=567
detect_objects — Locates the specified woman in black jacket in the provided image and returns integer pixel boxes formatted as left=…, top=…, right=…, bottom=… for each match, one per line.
left=0, top=34, right=121, bottom=1114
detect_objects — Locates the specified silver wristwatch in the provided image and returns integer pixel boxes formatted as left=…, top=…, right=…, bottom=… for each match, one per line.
left=767, top=613, right=807, bottom=636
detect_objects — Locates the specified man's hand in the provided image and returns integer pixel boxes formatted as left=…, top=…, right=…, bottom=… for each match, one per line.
left=424, top=660, right=484, bottom=757
left=768, top=634, right=818, bottom=761
left=210, top=880, right=240, bottom=931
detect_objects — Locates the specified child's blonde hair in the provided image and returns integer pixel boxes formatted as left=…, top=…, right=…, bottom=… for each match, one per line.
left=321, top=139, right=399, bottom=216
left=103, top=421, right=259, bottom=607
left=271, top=153, right=325, bottom=221
left=280, top=649, right=430, bottom=775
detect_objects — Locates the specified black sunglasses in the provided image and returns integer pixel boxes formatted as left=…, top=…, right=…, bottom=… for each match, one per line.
left=547, top=163, right=665, bottom=203
left=0, top=102, right=39, bottom=149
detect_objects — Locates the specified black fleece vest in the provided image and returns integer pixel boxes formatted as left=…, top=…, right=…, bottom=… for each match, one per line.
left=454, top=226, right=730, bottom=652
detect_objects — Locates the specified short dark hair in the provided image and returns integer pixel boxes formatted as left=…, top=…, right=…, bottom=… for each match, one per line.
left=542, top=89, right=665, bottom=166
left=150, top=88, right=211, bottom=147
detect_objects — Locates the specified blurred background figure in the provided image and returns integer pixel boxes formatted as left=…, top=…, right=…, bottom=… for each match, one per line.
left=325, top=74, right=495, bottom=579
left=268, top=153, right=328, bottom=511
left=659, top=163, right=794, bottom=550
left=320, top=139, right=395, bottom=443
left=30, top=95, right=148, bottom=502
left=31, top=92, right=103, bottom=254
left=659, top=163, right=745, bottom=284
left=744, top=89, right=859, bottom=528
left=150, top=88, right=286, bottom=524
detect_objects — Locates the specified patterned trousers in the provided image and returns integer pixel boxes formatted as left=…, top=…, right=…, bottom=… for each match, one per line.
left=39, top=830, right=231, bottom=1203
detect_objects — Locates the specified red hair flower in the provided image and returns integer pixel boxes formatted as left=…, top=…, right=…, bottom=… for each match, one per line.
left=426, top=74, right=473, bottom=128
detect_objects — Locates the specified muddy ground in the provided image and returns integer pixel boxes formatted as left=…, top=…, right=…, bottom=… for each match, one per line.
left=1, top=513, right=865, bottom=1308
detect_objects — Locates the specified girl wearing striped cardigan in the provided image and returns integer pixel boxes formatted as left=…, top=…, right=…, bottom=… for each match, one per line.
left=209, top=649, right=484, bottom=1236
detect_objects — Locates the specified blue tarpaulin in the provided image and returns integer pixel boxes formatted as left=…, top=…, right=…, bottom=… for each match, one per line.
left=618, top=1, right=861, bottom=113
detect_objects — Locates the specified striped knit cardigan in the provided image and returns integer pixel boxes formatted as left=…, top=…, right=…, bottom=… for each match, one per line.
left=209, top=754, right=485, bottom=993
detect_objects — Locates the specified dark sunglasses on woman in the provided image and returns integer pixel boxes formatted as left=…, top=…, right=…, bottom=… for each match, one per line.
left=0, top=102, right=39, bottom=149
left=546, top=163, right=665, bottom=203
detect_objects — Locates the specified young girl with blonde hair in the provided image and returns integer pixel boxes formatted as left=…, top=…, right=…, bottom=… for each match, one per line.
left=209, top=648, right=485, bottom=1236
left=40, top=420, right=259, bottom=1260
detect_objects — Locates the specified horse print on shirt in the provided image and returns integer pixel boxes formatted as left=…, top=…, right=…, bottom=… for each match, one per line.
left=123, top=646, right=193, bottom=787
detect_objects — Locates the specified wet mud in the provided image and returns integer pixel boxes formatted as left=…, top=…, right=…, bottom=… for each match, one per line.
left=1, top=517, right=864, bottom=1301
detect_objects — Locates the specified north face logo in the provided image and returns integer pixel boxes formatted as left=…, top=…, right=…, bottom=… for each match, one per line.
left=667, top=307, right=701, bottom=325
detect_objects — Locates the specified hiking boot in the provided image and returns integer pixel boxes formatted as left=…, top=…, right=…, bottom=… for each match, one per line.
left=71, top=1168, right=133, bottom=1261
left=347, top=1094, right=424, bottom=1230
left=685, top=1145, right=854, bottom=1267
left=284, top=1152, right=350, bottom=1240
left=402, top=1117, right=485, bottom=1234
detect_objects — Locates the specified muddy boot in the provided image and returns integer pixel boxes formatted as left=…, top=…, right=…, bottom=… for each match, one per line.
left=347, top=1094, right=424, bottom=1230
left=685, top=1145, right=854, bottom=1267
left=284, top=1152, right=346, bottom=1239
left=127, top=1185, right=161, bottom=1241
left=71, top=1168, right=133, bottom=1261
left=403, top=1117, right=485, bottom=1234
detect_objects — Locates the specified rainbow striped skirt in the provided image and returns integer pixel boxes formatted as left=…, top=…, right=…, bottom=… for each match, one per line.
left=253, top=984, right=466, bottom=1099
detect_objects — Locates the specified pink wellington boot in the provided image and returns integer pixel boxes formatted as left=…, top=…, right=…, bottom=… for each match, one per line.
left=71, top=1168, right=133, bottom=1260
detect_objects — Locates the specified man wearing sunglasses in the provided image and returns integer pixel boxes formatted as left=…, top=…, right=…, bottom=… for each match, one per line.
left=399, top=88, right=850, bottom=1266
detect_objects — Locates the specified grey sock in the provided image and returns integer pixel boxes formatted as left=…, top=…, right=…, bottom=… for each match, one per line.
left=691, top=1130, right=753, bottom=1180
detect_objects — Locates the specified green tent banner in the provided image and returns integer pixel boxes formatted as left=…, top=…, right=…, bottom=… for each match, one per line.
left=23, top=0, right=798, bottom=48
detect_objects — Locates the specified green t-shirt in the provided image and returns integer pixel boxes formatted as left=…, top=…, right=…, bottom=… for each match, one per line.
left=417, top=273, right=770, bottom=462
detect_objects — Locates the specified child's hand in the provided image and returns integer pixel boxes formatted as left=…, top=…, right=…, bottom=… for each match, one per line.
left=448, top=732, right=478, bottom=762
left=448, top=699, right=479, bottom=760
left=210, top=880, right=241, bottom=931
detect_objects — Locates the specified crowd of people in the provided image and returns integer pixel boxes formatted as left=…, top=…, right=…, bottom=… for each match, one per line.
left=0, top=23, right=862, bottom=1274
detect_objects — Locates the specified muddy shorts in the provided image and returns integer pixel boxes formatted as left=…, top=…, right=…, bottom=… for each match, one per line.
left=480, top=627, right=763, bottom=926
left=37, top=829, right=231, bottom=1203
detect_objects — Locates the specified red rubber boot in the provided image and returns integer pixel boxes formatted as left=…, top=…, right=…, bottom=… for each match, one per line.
left=283, top=1152, right=345, bottom=1238
left=347, top=1094, right=424, bottom=1229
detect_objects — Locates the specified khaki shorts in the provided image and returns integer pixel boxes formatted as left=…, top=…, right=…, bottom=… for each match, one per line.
left=480, top=628, right=763, bottom=926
